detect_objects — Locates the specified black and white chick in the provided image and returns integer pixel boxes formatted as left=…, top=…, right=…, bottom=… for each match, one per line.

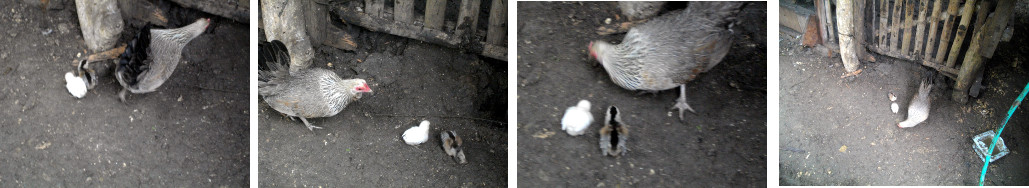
left=599, top=106, right=628, bottom=157
left=441, top=130, right=467, bottom=164
left=65, top=60, right=99, bottom=98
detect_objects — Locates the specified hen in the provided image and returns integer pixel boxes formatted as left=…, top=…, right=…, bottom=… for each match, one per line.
left=899, top=73, right=934, bottom=128
left=116, top=18, right=210, bottom=102
left=589, top=2, right=743, bottom=120
left=259, top=40, right=373, bottom=131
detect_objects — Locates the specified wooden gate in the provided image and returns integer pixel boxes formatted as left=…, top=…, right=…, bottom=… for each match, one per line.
left=810, top=0, right=1015, bottom=103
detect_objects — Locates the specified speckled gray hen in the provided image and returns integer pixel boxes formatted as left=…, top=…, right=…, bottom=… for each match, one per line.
left=258, top=40, right=373, bottom=131
left=899, top=73, right=934, bottom=128
left=589, top=2, right=744, bottom=120
left=116, top=18, right=210, bottom=102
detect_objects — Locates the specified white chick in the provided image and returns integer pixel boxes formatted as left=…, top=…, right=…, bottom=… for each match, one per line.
left=65, top=72, right=88, bottom=98
left=561, top=100, right=593, bottom=136
left=403, top=120, right=430, bottom=145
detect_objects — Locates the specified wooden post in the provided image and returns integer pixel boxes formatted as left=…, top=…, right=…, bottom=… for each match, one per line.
left=973, top=1, right=991, bottom=32
left=365, top=0, right=384, bottom=17
left=944, top=0, right=978, bottom=68
left=934, top=0, right=961, bottom=63
left=890, top=0, right=902, bottom=50
left=486, top=0, right=507, bottom=45
left=394, top=0, right=414, bottom=23
left=305, top=0, right=328, bottom=45
left=425, top=0, right=447, bottom=30
left=954, top=0, right=1015, bottom=103
left=923, top=0, right=943, bottom=59
left=780, top=4, right=812, bottom=32
left=878, top=0, right=888, bottom=50
left=854, top=0, right=867, bottom=61
left=167, top=0, right=249, bottom=23
left=824, top=0, right=836, bottom=42
left=901, top=0, right=915, bottom=54
left=912, top=0, right=929, bottom=55
left=816, top=0, right=828, bottom=44
left=455, top=0, right=482, bottom=38
left=837, top=0, right=860, bottom=72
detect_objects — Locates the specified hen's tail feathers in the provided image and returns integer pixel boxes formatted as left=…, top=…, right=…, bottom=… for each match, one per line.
left=687, top=2, right=745, bottom=28
left=920, top=69, right=937, bottom=95
left=923, top=69, right=936, bottom=85
left=116, top=24, right=153, bottom=87
left=258, top=40, right=290, bottom=83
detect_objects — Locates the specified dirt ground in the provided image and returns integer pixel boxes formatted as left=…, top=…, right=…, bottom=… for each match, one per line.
left=256, top=15, right=509, bottom=187
left=0, top=1, right=249, bottom=187
left=778, top=5, right=1029, bottom=185
left=516, top=2, right=767, bottom=187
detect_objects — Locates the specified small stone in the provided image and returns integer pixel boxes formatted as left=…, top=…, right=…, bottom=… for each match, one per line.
left=58, top=23, right=70, bottom=34
left=604, top=18, right=612, bottom=24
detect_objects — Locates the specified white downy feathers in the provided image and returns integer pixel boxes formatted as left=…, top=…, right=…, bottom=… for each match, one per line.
left=561, top=100, right=593, bottom=136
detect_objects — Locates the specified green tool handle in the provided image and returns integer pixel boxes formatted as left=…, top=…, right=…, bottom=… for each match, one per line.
left=979, top=82, right=1029, bottom=186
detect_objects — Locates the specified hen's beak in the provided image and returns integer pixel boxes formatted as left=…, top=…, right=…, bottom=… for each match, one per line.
left=362, top=84, right=374, bottom=96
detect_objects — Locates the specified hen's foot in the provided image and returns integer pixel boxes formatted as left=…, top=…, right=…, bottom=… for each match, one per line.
left=298, top=117, right=323, bottom=131
left=671, top=85, right=695, bottom=120
left=118, top=89, right=128, bottom=103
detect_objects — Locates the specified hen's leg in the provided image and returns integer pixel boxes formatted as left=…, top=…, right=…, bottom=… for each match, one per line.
left=456, top=150, right=467, bottom=164
left=671, top=85, right=696, bottom=120
left=118, top=89, right=129, bottom=103
left=298, top=116, right=323, bottom=131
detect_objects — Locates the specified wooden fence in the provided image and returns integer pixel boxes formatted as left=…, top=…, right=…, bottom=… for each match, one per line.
left=331, top=0, right=507, bottom=61
left=811, top=0, right=1015, bottom=103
